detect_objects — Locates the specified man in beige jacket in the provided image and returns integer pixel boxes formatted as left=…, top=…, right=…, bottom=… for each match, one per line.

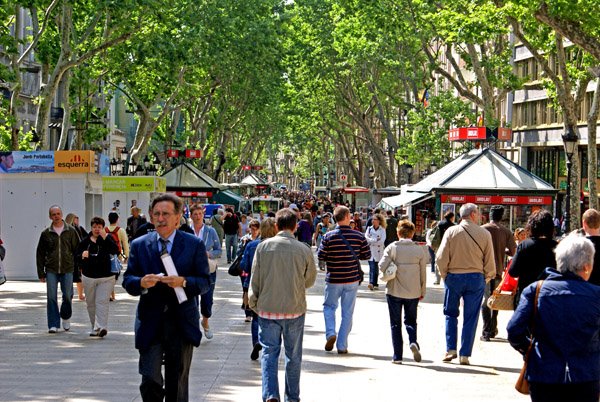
left=436, top=203, right=495, bottom=366
left=249, top=208, right=317, bottom=402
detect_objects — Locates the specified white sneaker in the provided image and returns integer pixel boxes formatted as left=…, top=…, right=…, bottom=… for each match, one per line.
left=202, top=324, right=213, bottom=339
left=410, top=343, right=421, bottom=362
left=62, top=319, right=70, bottom=331
left=48, top=327, right=58, bottom=334
left=459, top=356, right=470, bottom=365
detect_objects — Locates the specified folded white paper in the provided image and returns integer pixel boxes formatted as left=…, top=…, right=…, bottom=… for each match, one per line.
left=160, top=254, right=188, bottom=304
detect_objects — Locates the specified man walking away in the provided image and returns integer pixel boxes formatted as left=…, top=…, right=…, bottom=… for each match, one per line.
left=318, top=206, right=370, bottom=354
left=36, top=205, right=81, bottom=333
left=480, top=205, right=516, bottom=341
left=249, top=208, right=317, bottom=402
left=384, top=210, right=398, bottom=247
left=436, top=203, right=495, bottom=365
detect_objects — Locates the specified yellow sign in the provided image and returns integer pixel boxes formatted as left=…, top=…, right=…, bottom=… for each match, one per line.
left=54, top=151, right=95, bottom=173
left=103, top=176, right=165, bottom=192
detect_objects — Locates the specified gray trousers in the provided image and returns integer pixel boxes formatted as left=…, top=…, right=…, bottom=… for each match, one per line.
left=82, top=275, right=115, bottom=330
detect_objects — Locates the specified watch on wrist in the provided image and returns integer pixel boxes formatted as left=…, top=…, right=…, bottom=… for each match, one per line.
left=182, top=279, right=187, bottom=288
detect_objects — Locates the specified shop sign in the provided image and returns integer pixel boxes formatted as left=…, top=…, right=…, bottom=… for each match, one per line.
left=55, top=151, right=95, bottom=173
left=174, top=191, right=212, bottom=197
left=185, top=149, right=203, bottom=158
left=103, top=177, right=161, bottom=192
left=448, top=127, right=487, bottom=141
left=167, top=149, right=180, bottom=157
left=496, top=127, right=513, bottom=141
left=441, top=194, right=552, bottom=205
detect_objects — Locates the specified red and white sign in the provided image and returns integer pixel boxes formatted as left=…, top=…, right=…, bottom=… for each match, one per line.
left=185, top=149, right=203, bottom=158
left=339, top=174, right=348, bottom=181
left=448, top=127, right=487, bottom=141
left=174, top=191, right=212, bottom=197
left=253, top=166, right=263, bottom=171
left=242, top=165, right=252, bottom=171
left=441, top=194, right=552, bottom=205
left=167, top=149, right=180, bottom=158
left=496, top=127, right=513, bottom=141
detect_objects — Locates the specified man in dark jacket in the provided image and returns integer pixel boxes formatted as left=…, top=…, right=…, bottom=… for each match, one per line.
left=384, top=210, right=399, bottom=247
left=437, top=211, right=456, bottom=238
left=36, top=205, right=81, bottom=333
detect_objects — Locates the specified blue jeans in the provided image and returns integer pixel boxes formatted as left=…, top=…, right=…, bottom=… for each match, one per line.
left=225, top=234, right=238, bottom=262
left=368, top=260, right=379, bottom=287
left=386, top=295, right=419, bottom=361
left=200, top=271, right=217, bottom=318
left=45, top=272, right=73, bottom=329
left=323, top=281, right=359, bottom=351
left=443, top=273, right=485, bottom=357
left=258, top=315, right=306, bottom=402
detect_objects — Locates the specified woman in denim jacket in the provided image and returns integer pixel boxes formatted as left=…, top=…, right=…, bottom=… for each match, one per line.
left=507, top=235, right=600, bottom=402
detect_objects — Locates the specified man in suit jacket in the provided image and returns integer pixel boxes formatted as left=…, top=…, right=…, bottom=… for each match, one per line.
left=123, top=193, right=211, bottom=402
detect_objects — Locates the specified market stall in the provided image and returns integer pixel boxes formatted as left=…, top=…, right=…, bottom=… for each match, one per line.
left=380, top=147, right=557, bottom=239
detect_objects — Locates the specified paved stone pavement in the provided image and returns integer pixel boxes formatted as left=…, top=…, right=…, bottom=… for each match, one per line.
left=0, top=251, right=529, bottom=402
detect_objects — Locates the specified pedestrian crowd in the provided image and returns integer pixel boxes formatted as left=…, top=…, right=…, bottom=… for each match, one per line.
left=23, top=194, right=600, bottom=402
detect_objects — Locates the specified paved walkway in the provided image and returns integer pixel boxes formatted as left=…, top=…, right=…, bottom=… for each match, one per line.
left=0, top=252, right=528, bottom=402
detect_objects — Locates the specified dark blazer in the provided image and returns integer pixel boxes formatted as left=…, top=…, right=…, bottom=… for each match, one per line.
left=123, top=230, right=211, bottom=350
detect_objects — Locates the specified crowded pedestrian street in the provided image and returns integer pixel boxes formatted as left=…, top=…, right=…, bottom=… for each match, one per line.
left=0, top=252, right=527, bottom=402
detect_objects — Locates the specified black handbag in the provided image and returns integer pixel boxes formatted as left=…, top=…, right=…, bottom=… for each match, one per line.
left=228, top=255, right=243, bottom=276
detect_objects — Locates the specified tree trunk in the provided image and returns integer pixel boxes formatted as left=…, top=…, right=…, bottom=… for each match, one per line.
left=587, top=78, right=600, bottom=210
left=9, top=5, right=23, bottom=150
left=57, top=69, right=72, bottom=150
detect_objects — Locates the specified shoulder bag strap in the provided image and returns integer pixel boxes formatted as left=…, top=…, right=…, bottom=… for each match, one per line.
left=524, top=280, right=544, bottom=363
left=463, top=226, right=484, bottom=255
left=337, top=229, right=360, bottom=268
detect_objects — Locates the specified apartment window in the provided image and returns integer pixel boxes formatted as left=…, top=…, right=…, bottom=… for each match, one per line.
left=527, top=148, right=559, bottom=185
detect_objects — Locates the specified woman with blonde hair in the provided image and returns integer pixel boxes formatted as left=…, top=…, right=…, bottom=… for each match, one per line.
left=379, top=219, right=428, bottom=364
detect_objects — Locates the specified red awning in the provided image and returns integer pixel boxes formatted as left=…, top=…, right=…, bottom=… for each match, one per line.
left=343, top=187, right=369, bottom=194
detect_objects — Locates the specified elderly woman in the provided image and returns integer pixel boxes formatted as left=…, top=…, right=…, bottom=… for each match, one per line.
left=379, top=219, right=428, bottom=364
left=509, top=210, right=557, bottom=306
left=507, top=235, right=600, bottom=402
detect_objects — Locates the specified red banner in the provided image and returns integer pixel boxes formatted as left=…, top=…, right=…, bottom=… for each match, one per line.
left=167, top=149, right=179, bottom=157
left=174, top=191, right=212, bottom=197
left=185, top=149, right=203, bottom=158
left=448, top=127, right=487, bottom=141
left=441, top=194, right=552, bottom=205
left=253, top=166, right=263, bottom=171
left=242, top=165, right=252, bottom=170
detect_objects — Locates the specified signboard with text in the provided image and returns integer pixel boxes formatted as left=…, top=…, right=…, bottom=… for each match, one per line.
left=185, top=149, right=203, bottom=158
left=448, top=127, right=488, bottom=141
left=103, top=176, right=166, bottom=192
left=55, top=151, right=95, bottom=173
left=0, top=151, right=54, bottom=173
left=440, top=194, right=552, bottom=205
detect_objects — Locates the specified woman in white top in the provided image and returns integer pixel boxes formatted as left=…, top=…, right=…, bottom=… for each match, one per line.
left=379, top=219, right=428, bottom=364
left=365, top=213, right=386, bottom=290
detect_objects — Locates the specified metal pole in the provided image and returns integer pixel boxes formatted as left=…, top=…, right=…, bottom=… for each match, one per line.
left=565, top=159, right=572, bottom=234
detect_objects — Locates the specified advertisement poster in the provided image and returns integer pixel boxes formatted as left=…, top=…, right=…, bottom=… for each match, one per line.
left=54, top=151, right=95, bottom=173
left=0, top=151, right=55, bottom=173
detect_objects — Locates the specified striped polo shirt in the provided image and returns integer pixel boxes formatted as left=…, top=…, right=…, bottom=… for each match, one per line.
left=318, top=225, right=371, bottom=284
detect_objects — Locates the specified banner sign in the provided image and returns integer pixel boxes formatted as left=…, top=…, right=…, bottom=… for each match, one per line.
left=55, top=151, right=95, bottom=173
left=167, top=149, right=180, bottom=158
left=173, top=191, right=213, bottom=197
left=103, top=176, right=166, bottom=192
left=496, top=127, right=513, bottom=141
left=441, top=194, right=552, bottom=205
left=242, top=165, right=252, bottom=170
left=185, top=149, right=203, bottom=158
left=448, top=127, right=488, bottom=141
left=0, top=151, right=54, bottom=173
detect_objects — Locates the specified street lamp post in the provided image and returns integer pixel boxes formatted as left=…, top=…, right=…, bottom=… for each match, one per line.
left=562, top=126, right=578, bottom=233
left=405, top=164, right=413, bottom=184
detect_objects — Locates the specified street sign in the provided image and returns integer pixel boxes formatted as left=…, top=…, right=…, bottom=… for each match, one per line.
left=339, top=174, right=347, bottom=181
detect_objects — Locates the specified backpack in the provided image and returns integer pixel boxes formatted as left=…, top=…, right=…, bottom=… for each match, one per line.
left=428, top=225, right=442, bottom=252
left=106, top=226, right=122, bottom=255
